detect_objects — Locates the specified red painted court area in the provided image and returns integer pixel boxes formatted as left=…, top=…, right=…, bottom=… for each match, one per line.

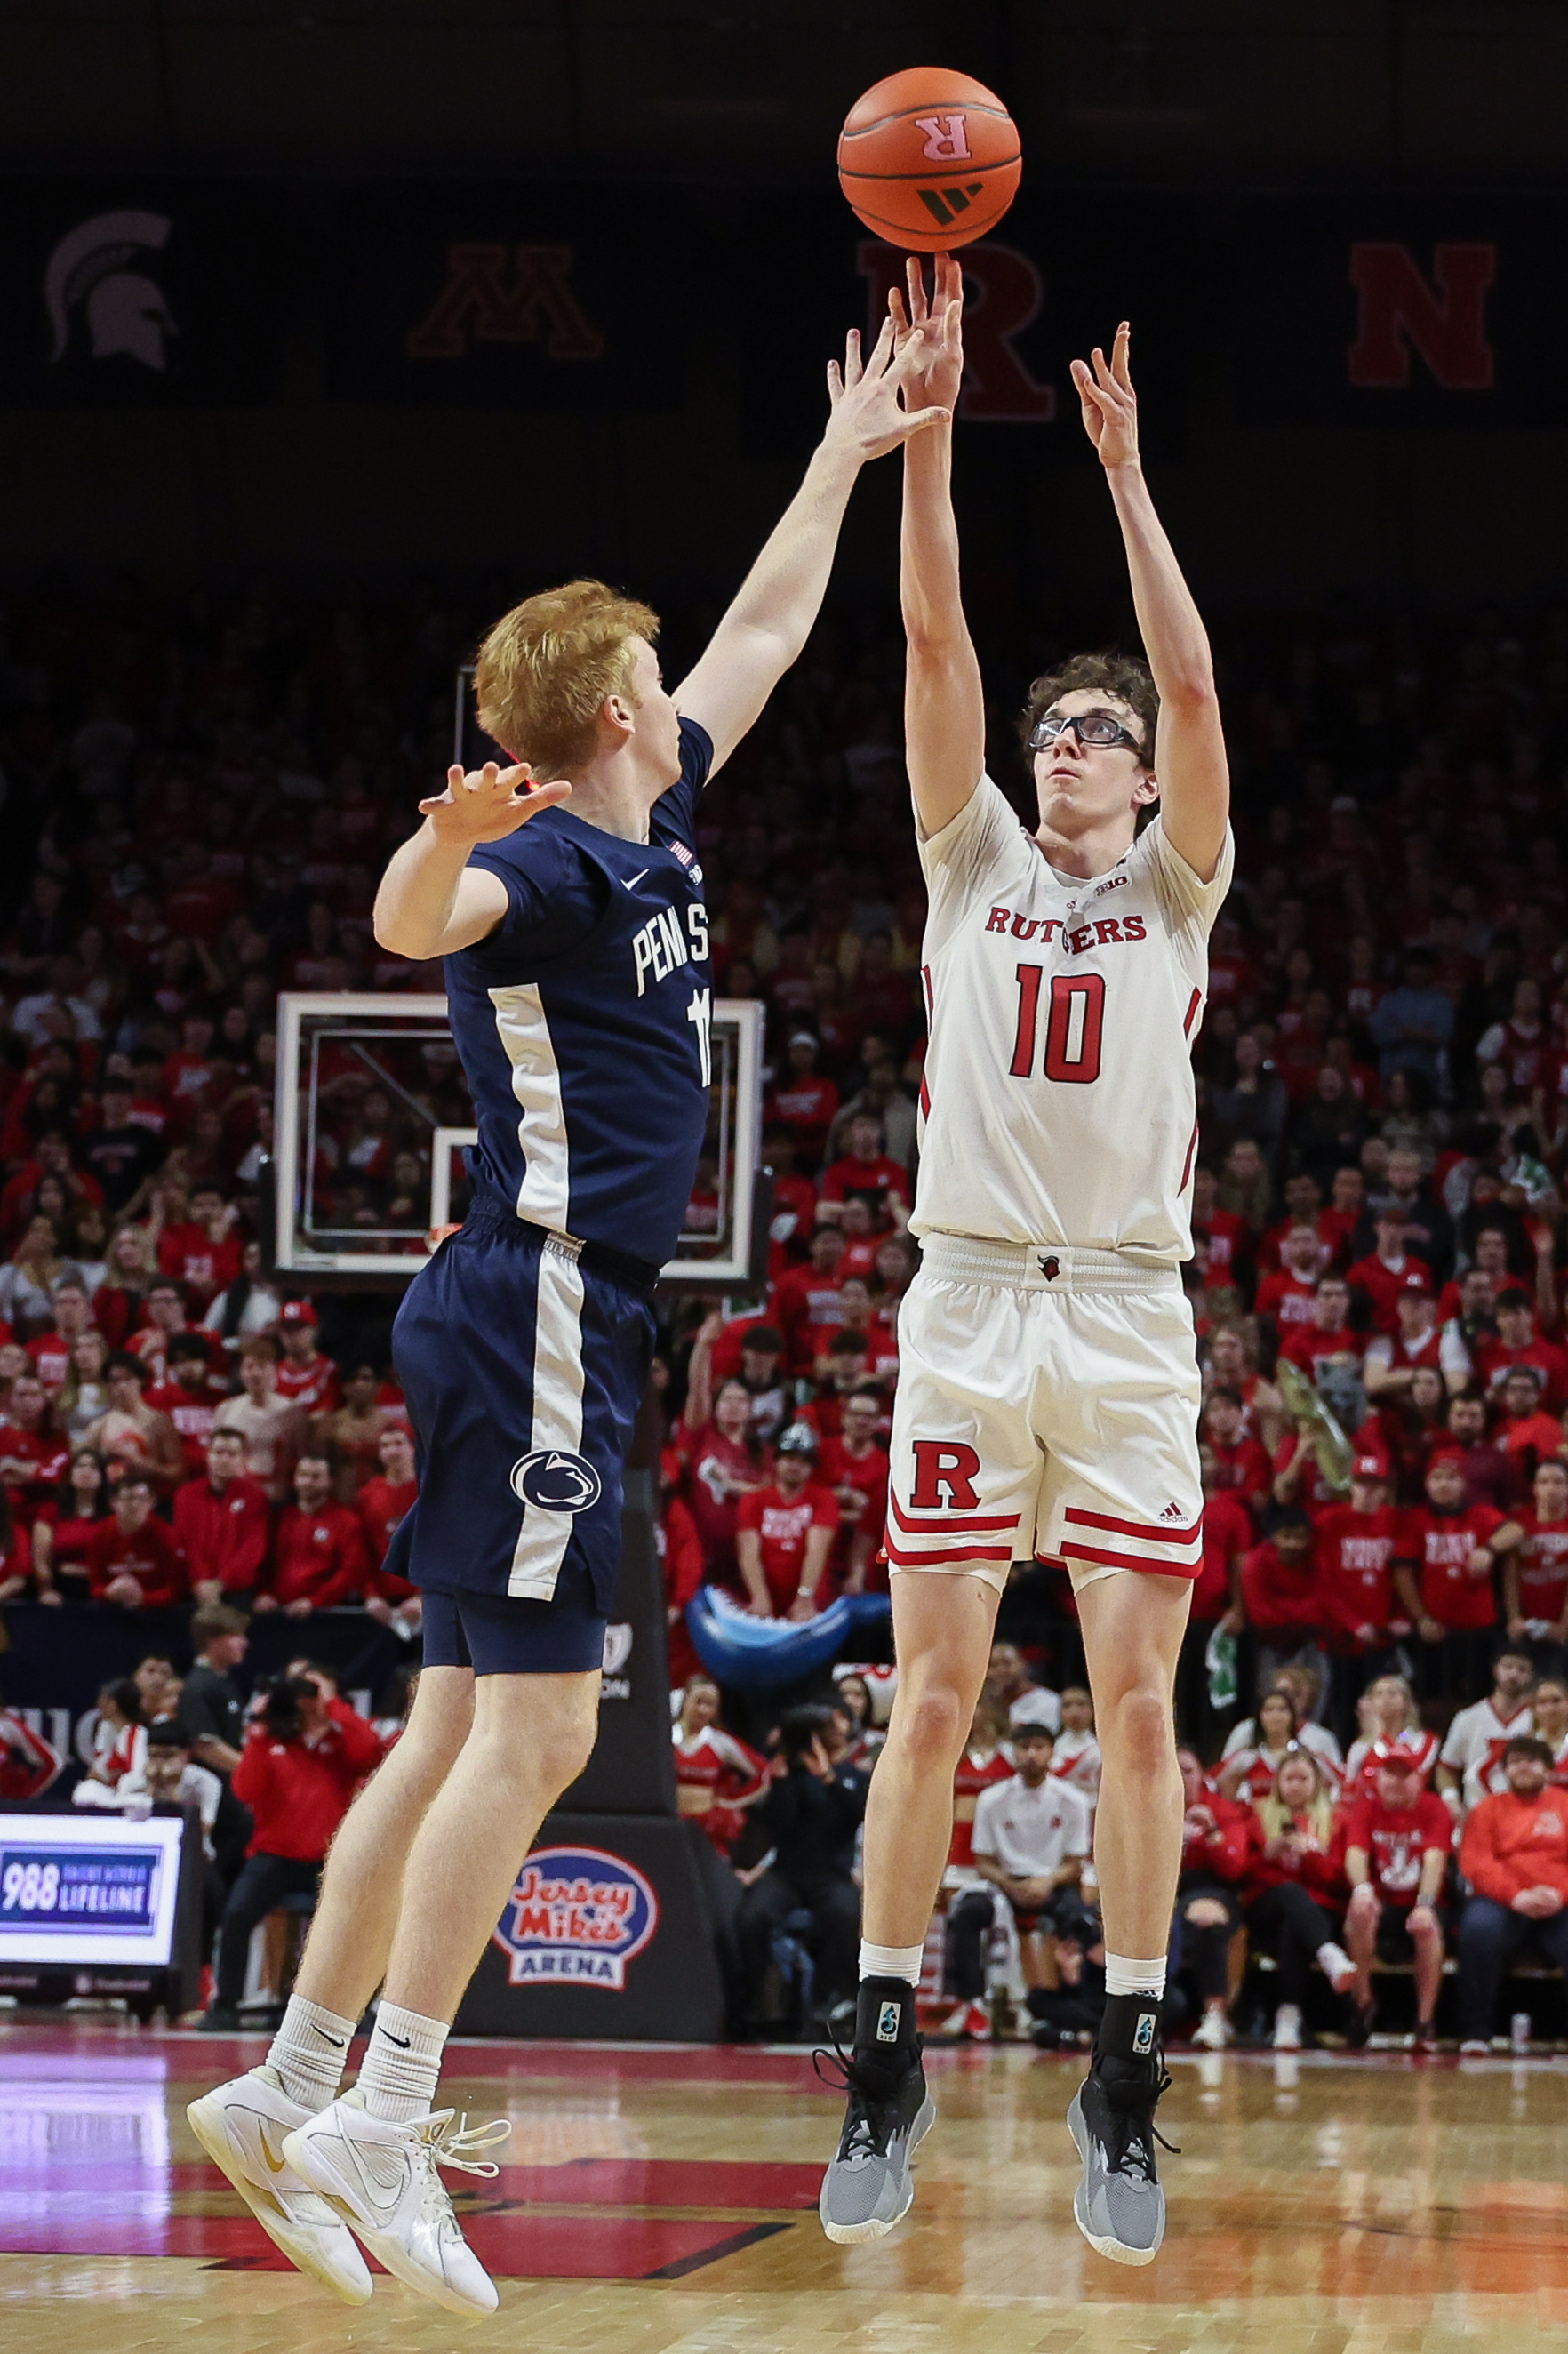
left=0, top=2025, right=822, bottom=2279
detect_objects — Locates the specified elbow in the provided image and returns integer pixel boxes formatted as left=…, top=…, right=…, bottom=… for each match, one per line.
left=1160, top=669, right=1218, bottom=716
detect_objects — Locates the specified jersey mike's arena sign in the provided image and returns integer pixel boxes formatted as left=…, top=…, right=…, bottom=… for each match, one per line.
left=492, top=1845, right=659, bottom=1990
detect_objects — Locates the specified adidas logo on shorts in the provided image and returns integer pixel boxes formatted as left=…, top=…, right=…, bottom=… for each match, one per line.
left=1160, top=1501, right=1184, bottom=1521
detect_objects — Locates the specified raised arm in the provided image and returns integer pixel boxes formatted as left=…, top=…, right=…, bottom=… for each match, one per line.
left=892, top=257, right=983, bottom=838
left=372, top=763, right=572, bottom=960
left=676, top=316, right=948, bottom=776
left=1072, top=324, right=1229, bottom=882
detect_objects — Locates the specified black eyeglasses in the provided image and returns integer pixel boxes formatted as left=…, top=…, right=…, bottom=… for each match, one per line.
left=1028, top=709, right=1144, bottom=755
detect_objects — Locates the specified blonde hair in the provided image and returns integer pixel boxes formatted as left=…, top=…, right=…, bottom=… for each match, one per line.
left=1256, top=1748, right=1336, bottom=1848
left=474, top=578, right=660, bottom=775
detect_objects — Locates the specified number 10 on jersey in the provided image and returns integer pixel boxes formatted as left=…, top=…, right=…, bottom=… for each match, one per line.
left=1010, top=967, right=1105, bottom=1084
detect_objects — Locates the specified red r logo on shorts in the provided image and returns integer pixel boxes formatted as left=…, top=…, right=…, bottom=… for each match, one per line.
left=909, top=1441, right=982, bottom=1510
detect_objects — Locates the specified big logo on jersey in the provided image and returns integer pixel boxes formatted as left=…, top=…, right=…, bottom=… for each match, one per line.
left=492, top=1845, right=659, bottom=1988
left=510, top=1448, right=603, bottom=1512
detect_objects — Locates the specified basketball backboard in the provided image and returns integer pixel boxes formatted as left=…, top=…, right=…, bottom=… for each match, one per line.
left=272, top=989, right=765, bottom=1288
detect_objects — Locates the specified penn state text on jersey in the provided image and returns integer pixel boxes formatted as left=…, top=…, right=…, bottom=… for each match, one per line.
left=444, top=715, right=714, bottom=1271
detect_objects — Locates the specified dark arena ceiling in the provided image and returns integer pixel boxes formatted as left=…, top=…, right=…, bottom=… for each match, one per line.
left=3, top=0, right=1564, bottom=185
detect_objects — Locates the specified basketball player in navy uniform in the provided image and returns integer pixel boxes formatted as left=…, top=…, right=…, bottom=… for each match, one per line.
left=188, top=318, right=950, bottom=2316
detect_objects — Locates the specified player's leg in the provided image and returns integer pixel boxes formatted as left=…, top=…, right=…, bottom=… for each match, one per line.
left=1039, top=1280, right=1208, bottom=2267
left=186, top=1659, right=476, bottom=2303
left=284, top=1616, right=603, bottom=2318
left=289, top=1661, right=476, bottom=2023
left=819, top=1566, right=999, bottom=2244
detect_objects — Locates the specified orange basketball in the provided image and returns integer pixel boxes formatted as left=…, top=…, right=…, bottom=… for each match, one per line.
left=837, top=68, right=1020, bottom=252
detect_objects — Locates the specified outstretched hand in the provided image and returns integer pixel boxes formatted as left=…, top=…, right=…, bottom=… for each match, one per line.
left=888, top=252, right=964, bottom=413
left=1070, top=321, right=1140, bottom=470
left=419, top=760, right=572, bottom=846
left=822, top=312, right=951, bottom=465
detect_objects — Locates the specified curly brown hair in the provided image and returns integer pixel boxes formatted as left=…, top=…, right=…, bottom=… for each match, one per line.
left=1018, top=651, right=1159, bottom=764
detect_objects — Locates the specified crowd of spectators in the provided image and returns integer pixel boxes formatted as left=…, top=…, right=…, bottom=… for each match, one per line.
left=6, top=584, right=1568, bottom=2039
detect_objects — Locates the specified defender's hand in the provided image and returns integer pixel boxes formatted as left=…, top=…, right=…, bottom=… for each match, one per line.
left=822, top=313, right=950, bottom=465
left=1070, top=321, right=1140, bottom=471
left=419, top=761, right=572, bottom=846
left=888, top=252, right=964, bottom=412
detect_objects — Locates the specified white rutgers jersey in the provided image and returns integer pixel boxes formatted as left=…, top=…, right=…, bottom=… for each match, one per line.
left=910, top=778, right=1235, bottom=1261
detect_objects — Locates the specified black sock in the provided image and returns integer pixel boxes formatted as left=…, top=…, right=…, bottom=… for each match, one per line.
left=853, top=1976, right=920, bottom=2070
left=1096, top=1990, right=1164, bottom=2066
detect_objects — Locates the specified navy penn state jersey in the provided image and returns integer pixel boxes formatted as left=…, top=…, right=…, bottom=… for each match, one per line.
left=444, top=716, right=713, bottom=1269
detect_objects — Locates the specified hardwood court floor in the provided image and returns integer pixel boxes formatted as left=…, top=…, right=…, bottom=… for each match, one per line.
left=4, top=2021, right=1567, bottom=2352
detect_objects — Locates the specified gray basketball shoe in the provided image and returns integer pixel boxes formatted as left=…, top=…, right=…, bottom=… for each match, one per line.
left=1067, top=2054, right=1175, bottom=2266
left=818, top=2046, right=936, bottom=2245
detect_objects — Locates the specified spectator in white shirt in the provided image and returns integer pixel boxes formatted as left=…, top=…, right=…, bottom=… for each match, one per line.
left=942, top=1724, right=1090, bottom=2038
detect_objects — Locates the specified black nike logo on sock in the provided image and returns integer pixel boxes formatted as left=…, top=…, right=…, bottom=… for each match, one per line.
left=381, top=2030, right=412, bottom=2048
left=314, top=2027, right=347, bottom=2047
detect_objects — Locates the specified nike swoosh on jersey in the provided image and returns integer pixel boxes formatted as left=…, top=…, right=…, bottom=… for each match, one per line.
left=623, top=869, right=649, bottom=889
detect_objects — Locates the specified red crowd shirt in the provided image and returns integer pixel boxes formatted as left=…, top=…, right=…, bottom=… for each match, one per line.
left=268, top=1500, right=369, bottom=1608
left=1510, top=1509, right=1568, bottom=1623
left=85, top=1516, right=188, bottom=1609
left=672, top=1725, right=769, bottom=1854
left=683, top=1426, right=765, bottom=1584
left=1343, top=1728, right=1440, bottom=1798
left=231, top=1699, right=384, bottom=1860
left=1397, top=1501, right=1507, bottom=1630
left=145, top=1379, right=221, bottom=1474
left=0, top=1711, right=62, bottom=1802
left=819, top=1151, right=908, bottom=1221
left=26, top=1331, right=75, bottom=1394
left=1206, top=1433, right=1273, bottom=1521
left=1311, top=1502, right=1404, bottom=1643
left=1194, top=1205, right=1248, bottom=1283
left=1280, top=1323, right=1364, bottom=1378
left=1475, top=1335, right=1568, bottom=1413
left=156, top=1222, right=243, bottom=1307
left=1338, top=1790, right=1452, bottom=1908
left=172, top=1474, right=270, bottom=1595
left=1180, top=1786, right=1257, bottom=1885
left=0, top=1424, right=71, bottom=1515
left=358, top=1472, right=417, bottom=1569
left=359, top=1473, right=418, bottom=1599
left=1254, top=1269, right=1318, bottom=1330
left=274, top=1351, right=341, bottom=1414
left=1240, top=1537, right=1323, bottom=1634
left=818, top=1435, right=890, bottom=1585
left=950, top=1748, right=1016, bottom=1870
left=736, top=1480, right=839, bottom=1613
left=1195, top=1489, right=1252, bottom=1619
left=1345, top=1252, right=1435, bottom=1334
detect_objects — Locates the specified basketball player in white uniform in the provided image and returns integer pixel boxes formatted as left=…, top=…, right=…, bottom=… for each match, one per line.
left=819, top=261, right=1230, bottom=2268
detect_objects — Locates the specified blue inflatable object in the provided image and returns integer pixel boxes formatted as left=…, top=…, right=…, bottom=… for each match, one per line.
left=685, top=1585, right=892, bottom=1689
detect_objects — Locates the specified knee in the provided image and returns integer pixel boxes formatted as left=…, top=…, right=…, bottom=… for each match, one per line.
left=1346, top=1884, right=1379, bottom=1924
left=1184, top=1897, right=1229, bottom=1931
left=892, top=1679, right=969, bottom=1770
left=1097, top=1681, right=1172, bottom=1774
left=532, top=1710, right=599, bottom=1796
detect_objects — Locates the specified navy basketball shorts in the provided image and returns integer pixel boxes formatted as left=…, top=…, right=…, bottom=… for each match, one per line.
left=385, top=1203, right=655, bottom=1677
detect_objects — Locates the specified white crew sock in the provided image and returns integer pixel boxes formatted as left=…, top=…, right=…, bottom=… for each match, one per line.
left=356, top=2001, right=449, bottom=2124
left=1104, top=1952, right=1168, bottom=1999
left=265, top=1995, right=356, bottom=2110
left=859, top=1941, right=924, bottom=1987
left=1316, top=1939, right=1354, bottom=1991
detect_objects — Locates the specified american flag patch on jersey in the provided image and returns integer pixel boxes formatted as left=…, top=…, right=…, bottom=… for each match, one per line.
left=671, top=841, right=693, bottom=867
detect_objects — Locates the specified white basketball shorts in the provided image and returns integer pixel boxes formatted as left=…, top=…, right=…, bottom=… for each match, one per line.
left=886, top=1234, right=1204, bottom=1596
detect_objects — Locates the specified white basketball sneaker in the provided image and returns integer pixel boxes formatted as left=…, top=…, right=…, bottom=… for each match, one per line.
left=187, top=2066, right=373, bottom=2304
left=282, top=2086, right=510, bottom=2316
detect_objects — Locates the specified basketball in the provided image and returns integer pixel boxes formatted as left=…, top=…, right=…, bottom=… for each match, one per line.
left=837, top=68, right=1020, bottom=251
